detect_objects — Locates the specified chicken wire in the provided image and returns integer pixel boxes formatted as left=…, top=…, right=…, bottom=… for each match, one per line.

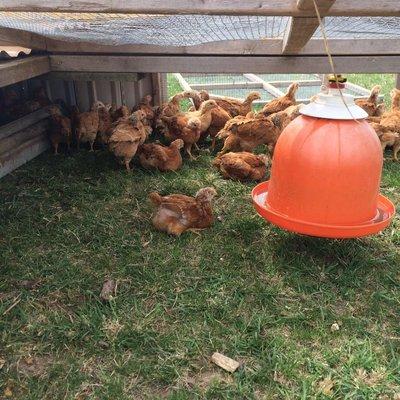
left=0, top=12, right=399, bottom=46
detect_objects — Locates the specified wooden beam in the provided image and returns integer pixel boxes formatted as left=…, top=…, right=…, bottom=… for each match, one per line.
left=46, top=71, right=143, bottom=81
left=0, top=56, right=50, bottom=88
left=282, top=0, right=336, bottom=54
left=244, top=74, right=285, bottom=97
left=0, top=27, right=46, bottom=50
left=0, top=107, right=50, bottom=141
left=191, top=82, right=262, bottom=90
left=173, top=73, right=192, bottom=91
left=49, top=54, right=400, bottom=74
left=1, top=0, right=399, bottom=16
left=44, top=38, right=400, bottom=56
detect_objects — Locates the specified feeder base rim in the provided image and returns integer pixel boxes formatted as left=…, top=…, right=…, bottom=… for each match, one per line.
left=252, top=181, right=395, bottom=239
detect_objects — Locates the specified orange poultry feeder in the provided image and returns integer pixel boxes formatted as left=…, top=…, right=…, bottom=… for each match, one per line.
left=252, top=76, right=395, bottom=238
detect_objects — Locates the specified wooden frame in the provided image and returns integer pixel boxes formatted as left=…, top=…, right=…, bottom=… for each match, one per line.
left=50, top=55, right=400, bottom=74
left=1, top=0, right=399, bottom=16
left=0, top=56, right=50, bottom=87
left=172, top=72, right=380, bottom=106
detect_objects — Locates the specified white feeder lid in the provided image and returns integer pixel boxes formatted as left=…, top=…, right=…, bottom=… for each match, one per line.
left=300, top=88, right=368, bottom=120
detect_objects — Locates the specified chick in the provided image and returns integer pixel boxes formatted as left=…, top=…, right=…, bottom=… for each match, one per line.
left=149, top=187, right=217, bottom=236
left=213, top=152, right=270, bottom=181
left=138, top=139, right=184, bottom=172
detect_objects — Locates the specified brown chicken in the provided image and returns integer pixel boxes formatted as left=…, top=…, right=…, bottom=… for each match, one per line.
left=162, top=100, right=218, bottom=140
left=206, top=106, right=233, bottom=150
left=149, top=187, right=217, bottom=236
left=76, top=102, right=104, bottom=151
left=47, top=105, right=72, bottom=155
left=155, top=91, right=196, bottom=134
left=138, top=139, right=184, bottom=171
left=213, top=91, right=261, bottom=117
left=132, top=94, right=155, bottom=128
left=217, top=104, right=302, bottom=155
left=379, top=89, right=400, bottom=133
left=213, top=152, right=270, bottom=181
left=108, top=111, right=148, bottom=171
left=97, top=103, right=113, bottom=148
left=355, top=85, right=382, bottom=117
left=165, top=117, right=202, bottom=160
left=110, top=105, right=130, bottom=123
left=370, top=122, right=400, bottom=160
left=261, top=82, right=299, bottom=116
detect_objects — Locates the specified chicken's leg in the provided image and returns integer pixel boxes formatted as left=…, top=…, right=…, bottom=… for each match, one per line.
left=53, top=143, right=59, bottom=155
left=185, top=143, right=196, bottom=161
left=393, top=143, right=400, bottom=161
left=125, top=160, right=131, bottom=172
left=89, top=141, right=95, bottom=152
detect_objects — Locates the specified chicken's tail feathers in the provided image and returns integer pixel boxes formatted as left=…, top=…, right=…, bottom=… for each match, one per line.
left=212, top=156, right=222, bottom=167
left=286, top=82, right=299, bottom=98
left=368, top=85, right=381, bottom=103
left=149, top=192, right=162, bottom=206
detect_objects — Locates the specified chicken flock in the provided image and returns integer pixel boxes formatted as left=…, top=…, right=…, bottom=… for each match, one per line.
left=44, top=82, right=399, bottom=236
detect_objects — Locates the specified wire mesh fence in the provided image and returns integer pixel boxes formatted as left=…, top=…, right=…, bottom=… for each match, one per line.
left=0, top=13, right=399, bottom=45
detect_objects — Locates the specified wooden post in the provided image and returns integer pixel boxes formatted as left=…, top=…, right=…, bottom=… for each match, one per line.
left=87, top=81, right=97, bottom=105
left=282, top=0, right=336, bottom=54
left=396, top=74, right=400, bottom=89
left=150, top=73, right=162, bottom=106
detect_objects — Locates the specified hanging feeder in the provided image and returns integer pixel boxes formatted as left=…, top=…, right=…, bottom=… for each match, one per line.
left=252, top=76, right=395, bottom=238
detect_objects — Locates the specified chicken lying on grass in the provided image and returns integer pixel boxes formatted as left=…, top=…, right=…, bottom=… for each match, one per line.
left=261, top=82, right=299, bottom=116
left=108, top=110, right=149, bottom=171
left=213, top=152, right=270, bottom=181
left=149, top=187, right=217, bottom=236
left=48, top=105, right=72, bottom=155
left=138, top=139, right=184, bottom=172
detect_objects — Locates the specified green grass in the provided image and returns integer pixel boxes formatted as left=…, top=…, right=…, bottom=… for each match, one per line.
left=0, top=74, right=399, bottom=399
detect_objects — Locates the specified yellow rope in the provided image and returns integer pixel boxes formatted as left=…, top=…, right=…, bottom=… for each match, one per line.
left=311, top=0, right=358, bottom=121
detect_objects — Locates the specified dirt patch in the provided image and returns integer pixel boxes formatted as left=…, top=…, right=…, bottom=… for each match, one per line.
left=17, top=355, right=54, bottom=378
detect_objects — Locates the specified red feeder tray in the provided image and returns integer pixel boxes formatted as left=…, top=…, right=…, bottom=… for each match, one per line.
left=252, top=82, right=395, bottom=238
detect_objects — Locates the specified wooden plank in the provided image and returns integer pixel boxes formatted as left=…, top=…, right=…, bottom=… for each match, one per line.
left=2, top=0, right=399, bottom=16
left=0, top=56, right=50, bottom=88
left=244, top=73, right=285, bottom=97
left=191, top=82, right=262, bottom=90
left=87, top=81, right=97, bottom=104
left=50, top=55, right=400, bottom=74
left=396, top=74, right=400, bottom=89
left=0, top=133, right=49, bottom=179
left=0, top=107, right=51, bottom=141
left=345, top=81, right=372, bottom=96
left=267, top=79, right=320, bottom=87
left=46, top=71, right=142, bottom=81
left=0, top=27, right=46, bottom=50
left=151, top=73, right=163, bottom=106
left=45, top=38, right=400, bottom=56
left=282, top=1, right=336, bottom=54
left=158, top=73, right=169, bottom=103
left=173, top=73, right=192, bottom=91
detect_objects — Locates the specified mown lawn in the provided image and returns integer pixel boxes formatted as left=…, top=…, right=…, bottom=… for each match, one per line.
left=0, top=74, right=399, bottom=399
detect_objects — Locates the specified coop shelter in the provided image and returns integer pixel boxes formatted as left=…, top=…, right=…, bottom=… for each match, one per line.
left=0, top=1, right=399, bottom=176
